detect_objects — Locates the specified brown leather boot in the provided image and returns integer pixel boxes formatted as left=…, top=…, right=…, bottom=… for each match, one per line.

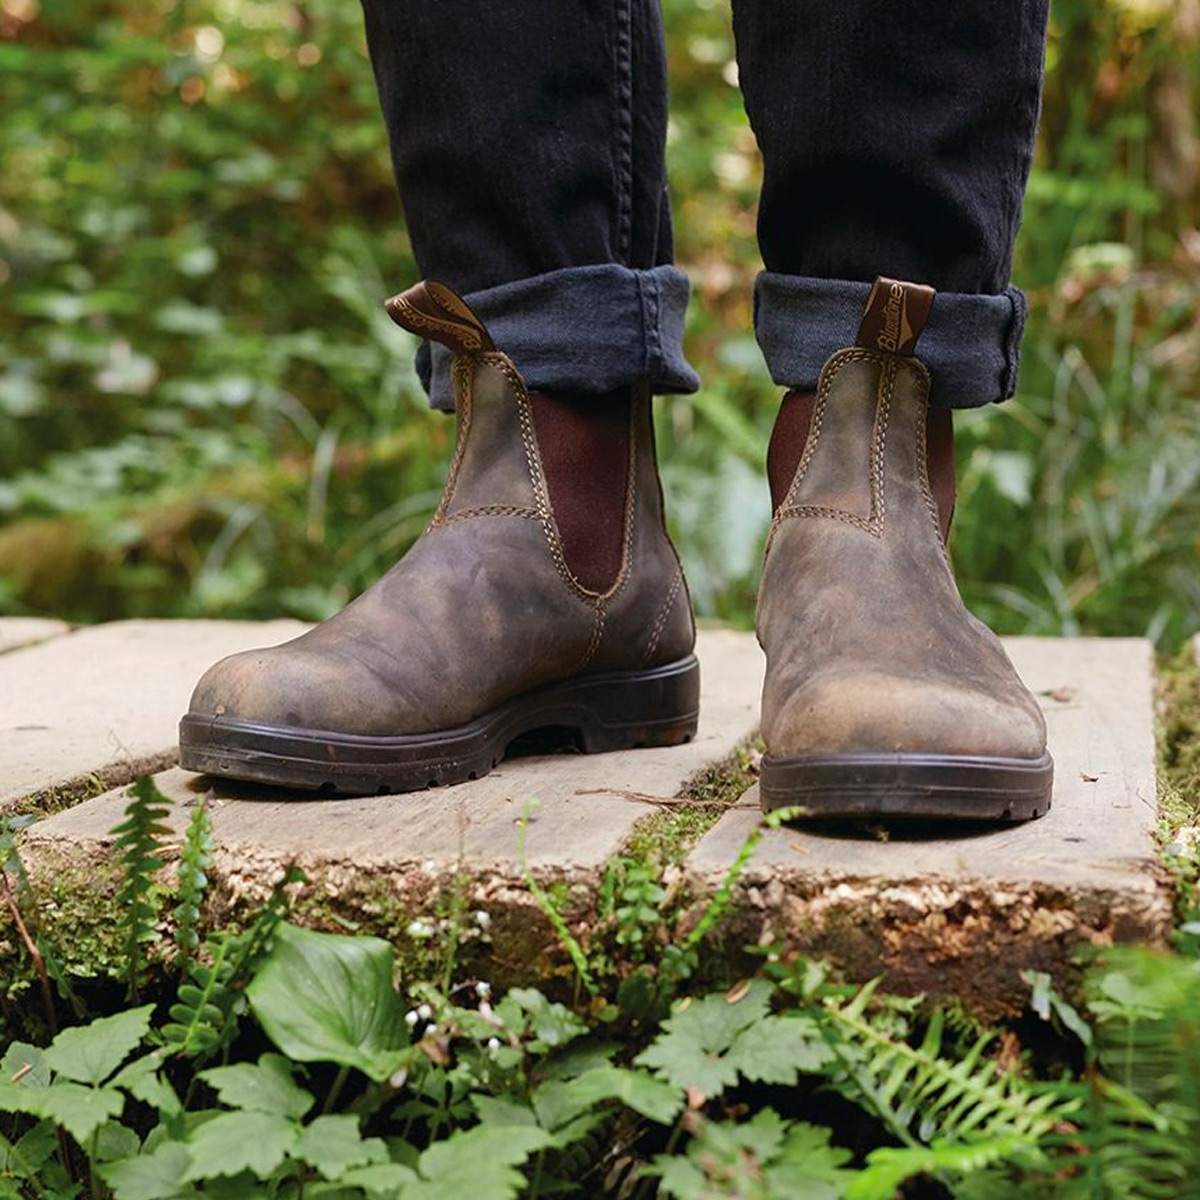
left=756, top=277, right=1052, bottom=821
left=179, top=281, right=698, bottom=795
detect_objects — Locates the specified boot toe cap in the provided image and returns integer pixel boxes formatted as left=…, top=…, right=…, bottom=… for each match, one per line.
left=764, top=669, right=1047, bottom=762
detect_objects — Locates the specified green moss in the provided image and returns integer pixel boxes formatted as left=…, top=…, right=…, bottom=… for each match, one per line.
left=1157, top=648, right=1200, bottom=839
left=623, top=736, right=763, bottom=868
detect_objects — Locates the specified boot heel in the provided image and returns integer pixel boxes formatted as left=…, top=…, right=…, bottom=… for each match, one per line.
left=571, top=654, right=700, bottom=754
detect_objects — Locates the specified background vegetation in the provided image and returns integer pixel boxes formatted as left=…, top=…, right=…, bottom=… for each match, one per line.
left=0, top=0, right=1198, bottom=647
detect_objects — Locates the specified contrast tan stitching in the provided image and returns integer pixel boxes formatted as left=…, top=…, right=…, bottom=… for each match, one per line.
left=578, top=601, right=605, bottom=671
left=768, top=347, right=901, bottom=549
left=438, top=505, right=540, bottom=528
left=598, top=389, right=640, bottom=604
left=431, top=357, right=475, bottom=527
left=493, top=355, right=598, bottom=606
left=641, top=569, right=683, bottom=664
left=909, top=363, right=953, bottom=569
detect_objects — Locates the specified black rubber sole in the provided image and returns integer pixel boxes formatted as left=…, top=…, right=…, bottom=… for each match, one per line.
left=178, top=654, right=700, bottom=797
left=759, top=750, right=1054, bottom=822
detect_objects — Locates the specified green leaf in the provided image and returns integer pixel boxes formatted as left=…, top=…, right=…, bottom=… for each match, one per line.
left=338, top=1163, right=419, bottom=1195
left=182, top=1110, right=299, bottom=1181
left=94, top=1120, right=141, bottom=1162
left=634, top=980, right=775, bottom=1098
left=246, top=923, right=406, bottom=1082
left=767, top=1122, right=855, bottom=1198
left=1, top=1042, right=50, bottom=1088
left=727, top=1014, right=833, bottom=1084
left=112, top=1052, right=182, bottom=1116
left=199, top=1053, right=314, bottom=1119
left=499, top=988, right=588, bottom=1053
left=43, top=1005, right=155, bottom=1085
left=408, top=1125, right=552, bottom=1199
left=533, top=1066, right=682, bottom=1130
left=32, top=1082, right=125, bottom=1144
left=0, top=1121, right=57, bottom=1176
left=101, top=1142, right=193, bottom=1200
left=294, top=1114, right=389, bottom=1179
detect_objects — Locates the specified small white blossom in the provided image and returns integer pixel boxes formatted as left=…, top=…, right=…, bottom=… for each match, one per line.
left=404, top=1010, right=419, bottom=1027
left=475, top=981, right=492, bottom=998
left=417, top=1003, right=433, bottom=1021
left=487, top=1037, right=501, bottom=1051
left=474, top=910, right=491, bottom=929
left=406, top=919, right=433, bottom=939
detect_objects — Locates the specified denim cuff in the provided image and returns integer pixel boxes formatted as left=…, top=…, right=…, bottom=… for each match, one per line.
left=753, top=273, right=1028, bottom=408
left=416, top=264, right=701, bottom=410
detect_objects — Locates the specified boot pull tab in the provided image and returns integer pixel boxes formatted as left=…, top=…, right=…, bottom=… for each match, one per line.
left=384, top=279, right=495, bottom=356
left=856, top=276, right=935, bottom=356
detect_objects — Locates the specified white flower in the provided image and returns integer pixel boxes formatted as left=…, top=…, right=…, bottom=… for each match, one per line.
left=417, top=1003, right=433, bottom=1021
left=475, top=981, right=492, bottom=998
left=474, top=910, right=492, bottom=929
left=404, top=1010, right=419, bottom=1027
left=487, top=1037, right=501, bottom=1051
left=406, top=919, right=433, bottom=939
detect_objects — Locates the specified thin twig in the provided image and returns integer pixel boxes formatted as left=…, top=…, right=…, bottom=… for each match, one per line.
left=1, top=870, right=57, bottom=1036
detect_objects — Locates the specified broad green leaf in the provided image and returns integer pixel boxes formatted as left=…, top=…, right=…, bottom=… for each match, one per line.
left=634, top=980, right=773, bottom=1097
left=471, top=1096, right=539, bottom=1127
left=94, top=1120, right=141, bottom=1162
left=0, top=1121, right=57, bottom=1175
left=766, top=1121, right=855, bottom=1198
left=408, top=1125, right=552, bottom=1200
left=199, top=1053, right=314, bottom=1119
left=112, top=1052, right=182, bottom=1116
left=1, top=1042, right=50, bottom=1088
left=246, top=923, right=406, bottom=1081
left=338, top=1163, right=419, bottom=1195
left=182, top=1110, right=298, bottom=1181
left=726, top=1014, right=833, bottom=1084
left=32, top=1082, right=125, bottom=1144
left=44, top=1005, right=155, bottom=1085
left=533, top=1066, right=682, bottom=1131
left=100, top=1142, right=192, bottom=1200
left=499, top=988, right=587, bottom=1053
left=294, top=1114, right=389, bottom=1179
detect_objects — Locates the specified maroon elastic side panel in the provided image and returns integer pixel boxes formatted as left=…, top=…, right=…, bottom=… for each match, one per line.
left=528, top=389, right=631, bottom=594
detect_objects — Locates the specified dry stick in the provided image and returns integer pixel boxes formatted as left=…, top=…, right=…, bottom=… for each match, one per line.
left=1, top=869, right=75, bottom=1184
left=1, top=869, right=57, bottom=1037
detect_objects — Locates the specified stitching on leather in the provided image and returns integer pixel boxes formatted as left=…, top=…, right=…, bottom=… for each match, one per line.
left=597, top=388, right=640, bottom=604
left=578, top=601, right=605, bottom=671
left=871, top=357, right=897, bottom=528
left=439, top=505, right=540, bottom=527
left=493, top=354, right=598, bottom=605
left=432, top=356, right=475, bottom=527
left=641, top=568, right=683, bottom=665
left=909, top=363, right=953, bottom=568
left=768, top=347, right=886, bottom=549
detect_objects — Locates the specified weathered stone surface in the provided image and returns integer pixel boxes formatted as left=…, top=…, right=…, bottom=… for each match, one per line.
left=1, top=619, right=305, bottom=809
left=685, top=637, right=1169, bottom=1018
left=0, top=618, right=71, bottom=655
left=19, top=627, right=763, bottom=985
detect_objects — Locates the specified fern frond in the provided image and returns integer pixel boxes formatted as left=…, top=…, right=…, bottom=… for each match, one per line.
left=173, top=799, right=214, bottom=967
left=820, top=985, right=1077, bottom=1151
left=110, top=775, right=172, bottom=1000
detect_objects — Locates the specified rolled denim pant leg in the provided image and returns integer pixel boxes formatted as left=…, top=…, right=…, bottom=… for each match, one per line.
left=417, top=264, right=699, bottom=412
left=731, top=0, right=1048, bottom=406
left=754, top=277, right=1027, bottom=409
left=361, top=0, right=697, bottom=404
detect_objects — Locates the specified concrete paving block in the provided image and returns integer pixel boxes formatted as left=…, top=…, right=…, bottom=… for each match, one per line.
left=0, top=618, right=71, bottom=656
left=685, top=637, right=1169, bottom=1018
left=1, top=619, right=305, bottom=809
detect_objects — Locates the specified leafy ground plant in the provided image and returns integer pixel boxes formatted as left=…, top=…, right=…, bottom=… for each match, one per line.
left=1, top=777, right=1200, bottom=1199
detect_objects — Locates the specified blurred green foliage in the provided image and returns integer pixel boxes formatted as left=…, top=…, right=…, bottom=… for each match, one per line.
left=0, top=0, right=1197, bottom=645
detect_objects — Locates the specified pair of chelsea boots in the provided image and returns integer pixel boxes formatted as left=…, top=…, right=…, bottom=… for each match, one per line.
left=179, top=276, right=1054, bottom=822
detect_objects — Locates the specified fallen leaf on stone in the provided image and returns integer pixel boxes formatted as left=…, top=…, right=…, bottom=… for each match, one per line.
left=1081, top=771, right=1100, bottom=783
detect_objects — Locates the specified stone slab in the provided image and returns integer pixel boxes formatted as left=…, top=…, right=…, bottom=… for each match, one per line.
left=0, top=618, right=71, bottom=656
left=1, top=619, right=305, bottom=808
left=686, top=637, right=1168, bottom=1017
left=24, top=628, right=761, bottom=873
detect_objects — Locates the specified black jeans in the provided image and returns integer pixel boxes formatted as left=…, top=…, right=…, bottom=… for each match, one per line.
left=361, top=0, right=1048, bottom=410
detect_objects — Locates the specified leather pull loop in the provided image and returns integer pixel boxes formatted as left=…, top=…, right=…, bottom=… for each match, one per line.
left=855, top=276, right=935, bottom=356
left=384, top=279, right=495, bottom=356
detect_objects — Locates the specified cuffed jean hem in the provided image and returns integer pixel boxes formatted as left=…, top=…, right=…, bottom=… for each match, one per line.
left=753, top=273, right=1028, bottom=408
left=416, top=264, right=701, bottom=411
